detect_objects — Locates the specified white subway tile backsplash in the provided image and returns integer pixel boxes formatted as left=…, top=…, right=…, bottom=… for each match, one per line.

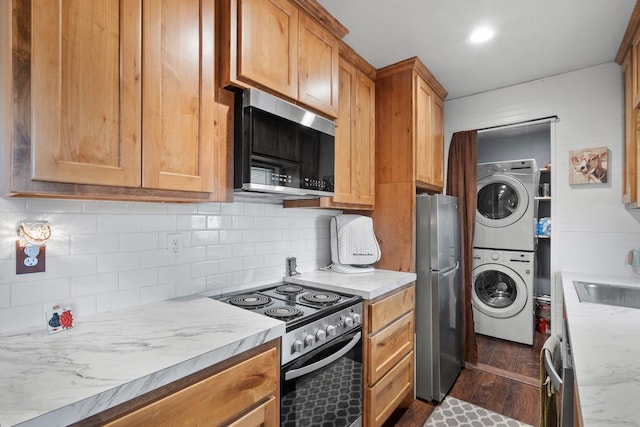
left=139, top=215, right=177, bottom=232
left=12, top=278, right=71, bottom=306
left=177, top=215, right=207, bottom=230
left=97, top=289, right=140, bottom=312
left=0, top=304, right=46, bottom=332
left=192, top=230, right=220, bottom=246
left=158, top=264, right=192, bottom=283
left=119, top=232, right=159, bottom=252
left=176, top=277, right=206, bottom=297
left=45, top=255, right=97, bottom=278
left=26, top=199, right=83, bottom=213
left=98, top=215, right=141, bottom=233
left=0, top=198, right=341, bottom=334
left=71, top=273, right=118, bottom=297
left=192, top=259, right=220, bottom=278
left=0, top=285, right=9, bottom=308
left=232, top=215, right=255, bottom=229
left=71, top=233, right=118, bottom=256
left=97, top=252, right=141, bottom=273
left=118, top=268, right=158, bottom=290
left=140, top=283, right=176, bottom=305
left=207, top=215, right=232, bottom=230
left=219, top=230, right=244, bottom=245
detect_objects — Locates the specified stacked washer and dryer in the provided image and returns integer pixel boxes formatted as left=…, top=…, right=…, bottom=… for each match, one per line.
left=472, top=159, right=538, bottom=345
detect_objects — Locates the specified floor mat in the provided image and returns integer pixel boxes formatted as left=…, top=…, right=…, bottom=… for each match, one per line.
left=424, top=396, right=533, bottom=427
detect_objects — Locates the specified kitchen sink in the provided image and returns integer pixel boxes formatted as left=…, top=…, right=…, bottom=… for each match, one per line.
left=574, top=281, right=640, bottom=309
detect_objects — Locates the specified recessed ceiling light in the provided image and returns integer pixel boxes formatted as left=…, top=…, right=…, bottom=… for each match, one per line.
left=467, top=26, right=496, bottom=44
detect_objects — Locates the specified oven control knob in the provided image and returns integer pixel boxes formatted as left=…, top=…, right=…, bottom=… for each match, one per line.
left=344, top=316, right=354, bottom=328
left=326, top=325, right=337, bottom=336
left=316, top=329, right=327, bottom=341
left=292, top=340, right=304, bottom=353
left=304, top=334, right=315, bottom=347
left=291, top=340, right=304, bottom=353
left=352, top=313, right=361, bottom=324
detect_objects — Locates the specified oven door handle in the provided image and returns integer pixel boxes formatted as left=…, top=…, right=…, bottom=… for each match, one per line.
left=284, top=332, right=361, bottom=381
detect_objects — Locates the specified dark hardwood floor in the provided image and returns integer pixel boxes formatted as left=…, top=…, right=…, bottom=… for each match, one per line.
left=384, top=332, right=547, bottom=426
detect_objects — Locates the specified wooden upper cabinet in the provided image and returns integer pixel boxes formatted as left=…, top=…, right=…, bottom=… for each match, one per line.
left=622, top=53, right=637, bottom=205
left=220, top=0, right=340, bottom=118
left=142, top=0, right=218, bottom=193
left=375, top=57, right=446, bottom=193
left=5, top=0, right=231, bottom=201
left=331, top=54, right=375, bottom=207
left=617, top=2, right=640, bottom=208
left=30, top=0, right=142, bottom=188
left=415, top=76, right=444, bottom=191
left=235, top=0, right=299, bottom=99
left=298, top=13, right=339, bottom=117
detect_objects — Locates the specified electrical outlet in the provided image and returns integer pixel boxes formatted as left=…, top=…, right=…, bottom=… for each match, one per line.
left=167, top=233, right=183, bottom=255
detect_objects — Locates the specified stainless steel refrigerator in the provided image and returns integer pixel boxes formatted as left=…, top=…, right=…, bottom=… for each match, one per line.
left=415, top=194, right=462, bottom=402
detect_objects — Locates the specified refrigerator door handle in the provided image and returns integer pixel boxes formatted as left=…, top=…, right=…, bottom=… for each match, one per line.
left=441, top=262, right=460, bottom=277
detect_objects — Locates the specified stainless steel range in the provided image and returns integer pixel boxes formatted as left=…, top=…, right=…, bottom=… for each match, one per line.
left=215, top=283, right=363, bottom=427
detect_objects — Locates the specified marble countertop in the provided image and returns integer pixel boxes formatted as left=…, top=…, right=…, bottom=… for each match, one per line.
left=561, top=271, right=640, bottom=427
left=0, top=295, right=285, bottom=427
left=284, top=268, right=417, bottom=299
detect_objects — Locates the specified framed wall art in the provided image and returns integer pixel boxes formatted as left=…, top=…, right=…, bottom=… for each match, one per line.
left=569, top=146, right=608, bottom=184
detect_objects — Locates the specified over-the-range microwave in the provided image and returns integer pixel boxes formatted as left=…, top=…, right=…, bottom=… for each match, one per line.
left=234, top=88, right=336, bottom=200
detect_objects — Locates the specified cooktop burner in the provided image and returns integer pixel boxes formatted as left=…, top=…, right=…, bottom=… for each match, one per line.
left=214, top=283, right=361, bottom=331
left=275, top=284, right=304, bottom=295
left=301, top=291, right=341, bottom=306
left=228, top=294, right=272, bottom=309
left=264, top=306, right=303, bottom=321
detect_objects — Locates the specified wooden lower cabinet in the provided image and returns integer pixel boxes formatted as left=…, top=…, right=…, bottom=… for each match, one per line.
left=363, top=284, right=415, bottom=427
left=365, top=351, right=414, bottom=427
left=77, top=340, right=280, bottom=427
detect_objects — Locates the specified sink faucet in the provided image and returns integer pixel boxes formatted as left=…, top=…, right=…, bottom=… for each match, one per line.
left=286, top=257, right=300, bottom=276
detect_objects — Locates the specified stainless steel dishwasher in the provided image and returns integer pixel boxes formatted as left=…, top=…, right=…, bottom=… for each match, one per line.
left=544, top=320, right=574, bottom=427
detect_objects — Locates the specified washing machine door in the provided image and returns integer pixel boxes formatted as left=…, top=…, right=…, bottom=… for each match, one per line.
left=476, top=174, right=529, bottom=228
left=472, top=263, right=528, bottom=318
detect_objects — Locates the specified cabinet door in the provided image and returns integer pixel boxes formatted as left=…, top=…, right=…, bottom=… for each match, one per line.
left=623, top=53, right=638, bottom=205
left=237, top=0, right=298, bottom=99
left=30, top=0, right=141, bottom=187
left=415, top=76, right=444, bottom=192
left=333, top=59, right=374, bottom=206
left=364, top=351, right=414, bottom=427
left=298, top=13, right=339, bottom=117
left=142, top=0, right=218, bottom=192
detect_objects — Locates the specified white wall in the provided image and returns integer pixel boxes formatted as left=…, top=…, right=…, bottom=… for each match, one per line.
left=444, top=62, right=640, bottom=335
left=0, top=198, right=340, bottom=334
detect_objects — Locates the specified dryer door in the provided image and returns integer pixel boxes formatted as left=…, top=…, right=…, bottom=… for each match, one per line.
left=472, top=263, right=528, bottom=318
left=476, top=173, right=529, bottom=228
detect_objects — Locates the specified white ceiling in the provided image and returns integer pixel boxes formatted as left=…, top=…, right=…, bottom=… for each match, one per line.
left=317, top=0, right=637, bottom=99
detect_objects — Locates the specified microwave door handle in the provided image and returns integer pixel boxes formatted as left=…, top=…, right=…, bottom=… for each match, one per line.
left=284, top=332, right=361, bottom=381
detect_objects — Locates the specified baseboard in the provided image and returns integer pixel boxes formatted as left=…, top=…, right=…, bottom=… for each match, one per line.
left=464, top=362, right=539, bottom=387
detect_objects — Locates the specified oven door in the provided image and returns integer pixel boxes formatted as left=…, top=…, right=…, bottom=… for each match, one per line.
left=281, top=328, right=362, bottom=427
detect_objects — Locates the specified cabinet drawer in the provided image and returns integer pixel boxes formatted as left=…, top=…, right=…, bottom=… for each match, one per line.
left=227, top=395, right=278, bottom=427
left=367, top=311, right=414, bottom=385
left=365, top=351, right=414, bottom=427
left=105, top=347, right=278, bottom=427
left=367, top=285, right=415, bottom=334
